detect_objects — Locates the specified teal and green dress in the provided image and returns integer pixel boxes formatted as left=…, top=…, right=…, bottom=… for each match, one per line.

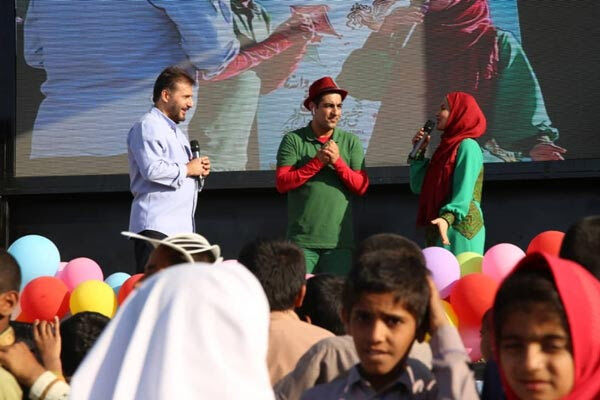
left=410, top=138, right=485, bottom=255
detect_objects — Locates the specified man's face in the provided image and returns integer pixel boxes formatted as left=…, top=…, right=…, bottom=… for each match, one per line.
left=344, top=291, right=417, bottom=390
left=163, top=81, right=194, bottom=124
left=499, top=307, right=574, bottom=400
left=311, top=93, right=343, bottom=133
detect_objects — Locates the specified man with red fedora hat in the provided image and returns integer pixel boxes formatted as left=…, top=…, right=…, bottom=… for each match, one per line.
left=276, top=77, right=369, bottom=275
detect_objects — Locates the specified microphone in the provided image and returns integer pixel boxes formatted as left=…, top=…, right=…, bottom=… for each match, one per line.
left=407, top=119, right=435, bottom=162
left=190, top=140, right=201, bottom=159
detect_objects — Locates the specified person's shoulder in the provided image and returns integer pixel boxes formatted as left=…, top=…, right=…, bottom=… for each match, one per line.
left=294, top=319, right=335, bottom=338
left=300, top=372, right=349, bottom=400
left=335, top=128, right=360, bottom=141
left=459, top=138, right=482, bottom=153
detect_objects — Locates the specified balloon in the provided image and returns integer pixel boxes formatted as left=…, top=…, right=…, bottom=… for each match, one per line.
left=441, top=300, right=458, bottom=327
left=70, top=280, right=117, bottom=318
left=482, top=243, right=525, bottom=282
left=15, top=311, right=35, bottom=323
left=459, top=327, right=482, bottom=362
left=423, top=247, right=460, bottom=298
left=8, top=235, right=60, bottom=290
left=117, top=274, right=144, bottom=305
left=55, top=262, right=68, bottom=280
left=456, top=252, right=483, bottom=276
left=104, top=272, right=131, bottom=295
left=20, top=277, right=70, bottom=321
left=526, top=230, right=565, bottom=256
left=61, top=258, right=103, bottom=291
left=450, top=273, right=498, bottom=329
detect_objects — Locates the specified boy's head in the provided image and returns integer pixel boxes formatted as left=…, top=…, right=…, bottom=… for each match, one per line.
left=296, top=274, right=346, bottom=335
left=238, top=239, right=306, bottom=311
left=493, top=261, right=573, bottom=400
left=0, top=250, right=21, bottom=329
left=342, top=250, right=430, bottom=388
left=355, top=233, right=425, bottom=265
left=560, top=215, right=600, bottom=280
left=60, top=311, right=110, bottom=378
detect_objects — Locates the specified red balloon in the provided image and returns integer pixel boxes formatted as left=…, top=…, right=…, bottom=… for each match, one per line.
left=20, top=276, right=70, bottom=321
left=450, top=273, right=499, bottom=330
left=117, top=274, right=144, bottom=305
left=15, top=310, right=35, bottom=323
left=526, top=231, right=565, bottom=256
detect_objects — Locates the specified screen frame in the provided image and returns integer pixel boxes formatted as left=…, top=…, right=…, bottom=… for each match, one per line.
left=2, top=1, right=600, bottom=196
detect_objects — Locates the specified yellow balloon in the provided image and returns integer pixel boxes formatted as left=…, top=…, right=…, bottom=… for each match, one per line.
left=70, top=280, right=117, bottom=318
left=456, top=252, right=483, bottom=276
left=442, top=300, right=459, bottom=327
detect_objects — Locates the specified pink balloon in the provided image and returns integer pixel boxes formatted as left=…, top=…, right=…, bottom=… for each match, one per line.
left=482, top=243, right=525, bottom=282
left=422, top=247, right=460, bottom=298
left=61, top=258, right=103, bottom=291
left=459, top=327, right=482, bottom=362
left=55, top=262, right=68, bottom=280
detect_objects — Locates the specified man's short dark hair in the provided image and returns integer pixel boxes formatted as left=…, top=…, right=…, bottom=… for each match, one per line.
left=343, top=250, right=430, bottom=330
left=493, top=262, right=568, bottom=343
left=296, top=274, right=346, bottom=335
left=0, top=250, right=21, bottom=293
left=60, top=311, right=110, bottom=377
left=560, top=215, right=600, bottom=279
left=355, top=233, right=425, bottom=265
left=152, top=66, right=195, bottom=103
left=238, top=239, right=306, bottom=311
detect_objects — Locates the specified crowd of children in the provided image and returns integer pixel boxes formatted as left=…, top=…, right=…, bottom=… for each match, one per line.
left=0, top=216, right=599, bottom=399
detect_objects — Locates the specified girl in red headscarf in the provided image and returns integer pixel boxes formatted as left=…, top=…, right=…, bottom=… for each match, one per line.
left=410, top=91, right=485, bottom=255
left=492, top=252, right=600, bottom=400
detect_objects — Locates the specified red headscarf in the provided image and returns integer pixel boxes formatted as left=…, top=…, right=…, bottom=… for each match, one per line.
left=494, top=252, right=600, bottom=399
left=416, top=92, right=486, bottom=226
left=424, top=0, right=499, bottom=111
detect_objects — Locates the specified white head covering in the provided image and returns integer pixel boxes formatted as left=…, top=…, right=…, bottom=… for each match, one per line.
left=69, top=262, right=274, bottom=400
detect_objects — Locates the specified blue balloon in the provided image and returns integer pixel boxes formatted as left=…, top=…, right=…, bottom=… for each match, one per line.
left=8, top=235, right=60, bottom=290
left=104, top=272, right=131, bottom=295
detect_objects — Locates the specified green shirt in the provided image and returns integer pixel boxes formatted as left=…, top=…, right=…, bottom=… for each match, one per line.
left=277, top=125, right=366, bottom=249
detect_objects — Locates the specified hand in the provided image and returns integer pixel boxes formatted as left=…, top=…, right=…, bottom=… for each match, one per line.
left=431, top=218, right=450, bottom=246
left=186, top=157, right=208, bottom=177
left=33, top=317, right=62, bottom=374
left=412, top=128, right=430, bottom=151
left=378, top=6, right=424, bottom=35
left=322, top=140, right=340, bottom=164
left=200, top=156, right=211, bottom=178
left=275, top=13, right=318, bottom=42
left=426, top=276, right=450, bottom=335
left=529, top=140, right=567, bottom=161
left=315, top=147, right=331, bottom=164
left=0, top=342, right=47, bottom=387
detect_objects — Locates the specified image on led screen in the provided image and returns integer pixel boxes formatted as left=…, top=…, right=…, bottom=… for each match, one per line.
left=15, top=0, right=590, bottom=177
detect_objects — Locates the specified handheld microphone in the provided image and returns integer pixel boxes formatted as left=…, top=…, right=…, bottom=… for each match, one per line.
left=190, top=140, right=201, bottom=159
left=407, top=119, right=435, bottom=162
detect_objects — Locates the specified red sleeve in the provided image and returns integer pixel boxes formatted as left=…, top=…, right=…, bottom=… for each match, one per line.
left=332, top=158, right=369, bottom=196
left=275, top=157, right=324, bottom=194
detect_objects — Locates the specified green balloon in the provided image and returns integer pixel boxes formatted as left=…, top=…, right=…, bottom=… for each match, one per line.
left=456, top=252, right=483, bottom=276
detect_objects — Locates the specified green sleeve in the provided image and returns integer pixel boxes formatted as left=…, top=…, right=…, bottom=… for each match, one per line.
left=276, top=133, right=298, bottom=167
left=409, top=158, right=430, bottom=195
left=489, top=30, right=559, bottom=152
left=349, top=135, right=366, bottom=171
left=336, top=34, right=394, bottom=102
left=439, top=139, right=482, bottom=223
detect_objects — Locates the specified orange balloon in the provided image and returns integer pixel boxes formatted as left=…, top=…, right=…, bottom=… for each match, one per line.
left=450, top=273, right=498, bottom=330
left=117, top=274, right=144, bottom=305
left=526, top=230, right=565, bottom=256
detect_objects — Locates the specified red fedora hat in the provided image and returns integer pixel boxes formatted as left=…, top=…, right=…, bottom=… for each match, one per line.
left=303, top=76, right=348, bottom=110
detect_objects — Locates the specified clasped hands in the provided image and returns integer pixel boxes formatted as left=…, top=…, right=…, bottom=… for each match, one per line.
left=316, top=140, right=340, bottom=165
left=186, top=156, right=211, bottom=178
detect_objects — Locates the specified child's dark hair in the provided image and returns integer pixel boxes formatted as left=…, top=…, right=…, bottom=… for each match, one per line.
left=493, top=259, right=569, bottom=344
left=343, top=250, right=430, bottom=330
left=60, top=311, right=110, bottom=377
left=0, top=249, right=21, bottom=293
left=296, top=274, right=346, bottom=335
left=560, top=215, right=600, bottom=279
left=354, top=233, right=425, bottom=265
left=238, top=238, right=305, bottom=311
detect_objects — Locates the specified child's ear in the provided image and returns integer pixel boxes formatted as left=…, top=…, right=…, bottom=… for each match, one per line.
left=294, top=284, right=307, bottom=308
left=0, top=291, right=19, bottom=318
